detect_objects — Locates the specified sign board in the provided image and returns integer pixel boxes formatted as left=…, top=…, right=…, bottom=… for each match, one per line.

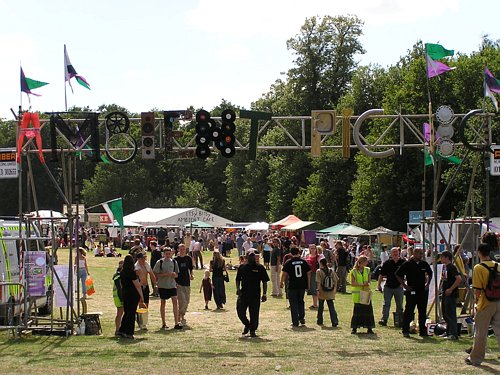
left=0, top=148, right=18, bottom=179
left=408, top=210, right=433, bottom=224
left=63, top=204, right=85, bottom=215
left=25, top=251, right=47, bottom=297
left=491, top=145, right=500, bottom=176
left=100, top=214, right=111, bottom=224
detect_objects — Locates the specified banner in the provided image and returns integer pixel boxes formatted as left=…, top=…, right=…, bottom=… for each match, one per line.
left=53, top=265, right=74, bottom=308
left=25, top=251, right=47, bottom=297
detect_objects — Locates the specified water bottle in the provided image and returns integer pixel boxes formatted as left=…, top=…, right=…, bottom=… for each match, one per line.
left=79, top=319, right=86, bottom=335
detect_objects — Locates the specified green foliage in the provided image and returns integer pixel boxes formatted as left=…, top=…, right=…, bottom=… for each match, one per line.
left=174, top=178, right=215, bottom=211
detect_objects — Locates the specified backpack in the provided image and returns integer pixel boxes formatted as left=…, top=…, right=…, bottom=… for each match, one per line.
left=480, top=262, right=500, bottom=301
left=322, top=268, right=335, bottom=292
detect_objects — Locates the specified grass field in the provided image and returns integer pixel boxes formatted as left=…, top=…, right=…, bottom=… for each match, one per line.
left=0, top=248, right=498, bottom=374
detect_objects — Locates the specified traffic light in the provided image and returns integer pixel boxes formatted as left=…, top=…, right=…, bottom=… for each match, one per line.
left=195, top=110, right=212, bottom=159
left=141, top=112, right=155, bottom=159
left=218, top=109, right=236, bottom=157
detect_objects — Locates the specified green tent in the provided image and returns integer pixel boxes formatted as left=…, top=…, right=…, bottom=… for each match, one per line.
left=184, top=220, right=214, bottom=229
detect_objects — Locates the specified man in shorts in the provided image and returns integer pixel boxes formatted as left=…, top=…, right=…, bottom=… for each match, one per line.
left=153, top=247, right=182, bottom=330
left=175, top=244, right=194, bottom=326
left=134, top=252, right=157, bottom=330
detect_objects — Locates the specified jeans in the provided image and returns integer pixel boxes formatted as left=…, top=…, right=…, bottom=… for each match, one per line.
left=317, top=299, right=338, bottom=326
left=337, top=266, right=347, bottom=293
left=441, top=294, right=458, bottom=336
left=288, top=288, right=306, bottom=326
left=78, top=268, right=87, bottom=295
left=381, top=285, right=404, bottom=323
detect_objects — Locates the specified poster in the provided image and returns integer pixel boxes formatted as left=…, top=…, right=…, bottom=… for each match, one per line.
left=53, top=265, right=75, bottom=308
left=25, top=251, right=47, bottom=297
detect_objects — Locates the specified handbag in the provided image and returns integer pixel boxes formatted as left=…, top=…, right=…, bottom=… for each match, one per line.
left=359, top=289, right=372, bottom=305
left=223, top=271, right=229, bottom=283
left=85, top=276, right=96, bottom=296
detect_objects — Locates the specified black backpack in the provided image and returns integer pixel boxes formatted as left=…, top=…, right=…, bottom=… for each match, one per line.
left=480, top=262, right=500, bottom=301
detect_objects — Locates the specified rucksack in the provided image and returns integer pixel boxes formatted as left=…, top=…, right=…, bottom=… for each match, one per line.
left=480, top=262, right=500, bottom=301
left=322, top=268, right=335, bottom=292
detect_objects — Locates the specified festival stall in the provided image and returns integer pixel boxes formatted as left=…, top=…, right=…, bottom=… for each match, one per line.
left=124, top=207, right=234, bottom=228
left=270, top=215, right=302, bottom=230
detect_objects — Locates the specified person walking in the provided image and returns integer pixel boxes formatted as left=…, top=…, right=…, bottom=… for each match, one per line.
left=134, top=252, right=157, bottom=330
left=466, top=243, right=500, bottom=366
left=334, top=241, right=349, bottom=293
left=75, top=247, right=90, bottom=300
left=200, top=270, right=213, bottom=310
left=117, top=255, right=145, bottom=339
left=439, top=250, right=462, bottom=340
left=153, top=247, right=182, bottom=330
left=236, top=251, right=269, bottom=337
left=350, top=255, right=375, bottom=334
left=316, top=258, right=339, bottom=327
left=280, top=247, right=311, bottom=327
left=270, top=238, right=283, bottom=297
left=305, top=244, right=320, bottom=309
left=112, top=260, right=124, bottom=336
left=175, top=244, right=194, bottom=326
left=377, top=247, right=405, bottom=327
left=395, top=247, right=433, bottom=338
left=210, top=250, right=227, bottom=309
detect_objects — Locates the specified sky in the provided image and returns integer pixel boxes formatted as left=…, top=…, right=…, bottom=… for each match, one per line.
left=1, top=0, right=499, bottom=120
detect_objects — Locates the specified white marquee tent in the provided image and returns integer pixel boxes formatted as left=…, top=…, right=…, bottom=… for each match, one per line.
left=124, top=208, right=234, bottom=228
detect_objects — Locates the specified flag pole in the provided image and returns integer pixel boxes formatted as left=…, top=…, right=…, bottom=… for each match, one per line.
left=20, top=62, right=23, bottom=113
left=64, top=45, right=68, bottom=111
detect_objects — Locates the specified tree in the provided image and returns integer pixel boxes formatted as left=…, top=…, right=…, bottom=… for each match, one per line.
left=175, top=178, right=215, bottom=212
left=286, top=15, right=365, bottom=114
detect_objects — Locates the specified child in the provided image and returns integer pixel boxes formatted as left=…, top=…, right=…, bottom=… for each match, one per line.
left=199, top=270, right=213, bottom=310
left=316, top=258, right=339, bottom=327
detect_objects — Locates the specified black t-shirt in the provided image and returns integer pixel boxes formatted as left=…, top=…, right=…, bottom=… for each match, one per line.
left=380, top=258, right=406, bottom=289
left=175, top=255, right=193, bottom=286
left=236, top=262, right=270, bottom=299
left=211, top=260, right=225, bottom=278
left=336, top=247, right=348, bottom=266
left=283, top=257, right=311, bottom=290
left=442, top=263, right=460, bottom=297
left=270, top=246, right=281, bottom=266
left=395, top=258, right=433, bottom=292
left=120, top=267, right=138, bottom=289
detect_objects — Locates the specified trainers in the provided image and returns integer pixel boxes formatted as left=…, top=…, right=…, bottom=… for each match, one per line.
left=378, top=320, right=387, bottom=326
left=464, top=358, right=476, bottom=366
left=300, top=319, right=306, bottom=326
left=174, top=324, right=183, bottom=330
left=249, top=331, right=257, bottom=337
left=205, top=305, right=209, bottom=310
left=367, top=328, right=374, bottom=334
left=317, top=321, right=323, bottom=326
left=242, top=326, right=250, bottom=335
left=161, top=324, right=168, bottom=330
left=445, top=335, right=458, bottom=340
left=290, top=323, right=299, bottom=328
left=351, top=328, right=357, bottom=334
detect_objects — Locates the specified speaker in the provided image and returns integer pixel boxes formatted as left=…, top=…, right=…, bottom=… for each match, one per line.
left=141, top=112, right=155, bottom=159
